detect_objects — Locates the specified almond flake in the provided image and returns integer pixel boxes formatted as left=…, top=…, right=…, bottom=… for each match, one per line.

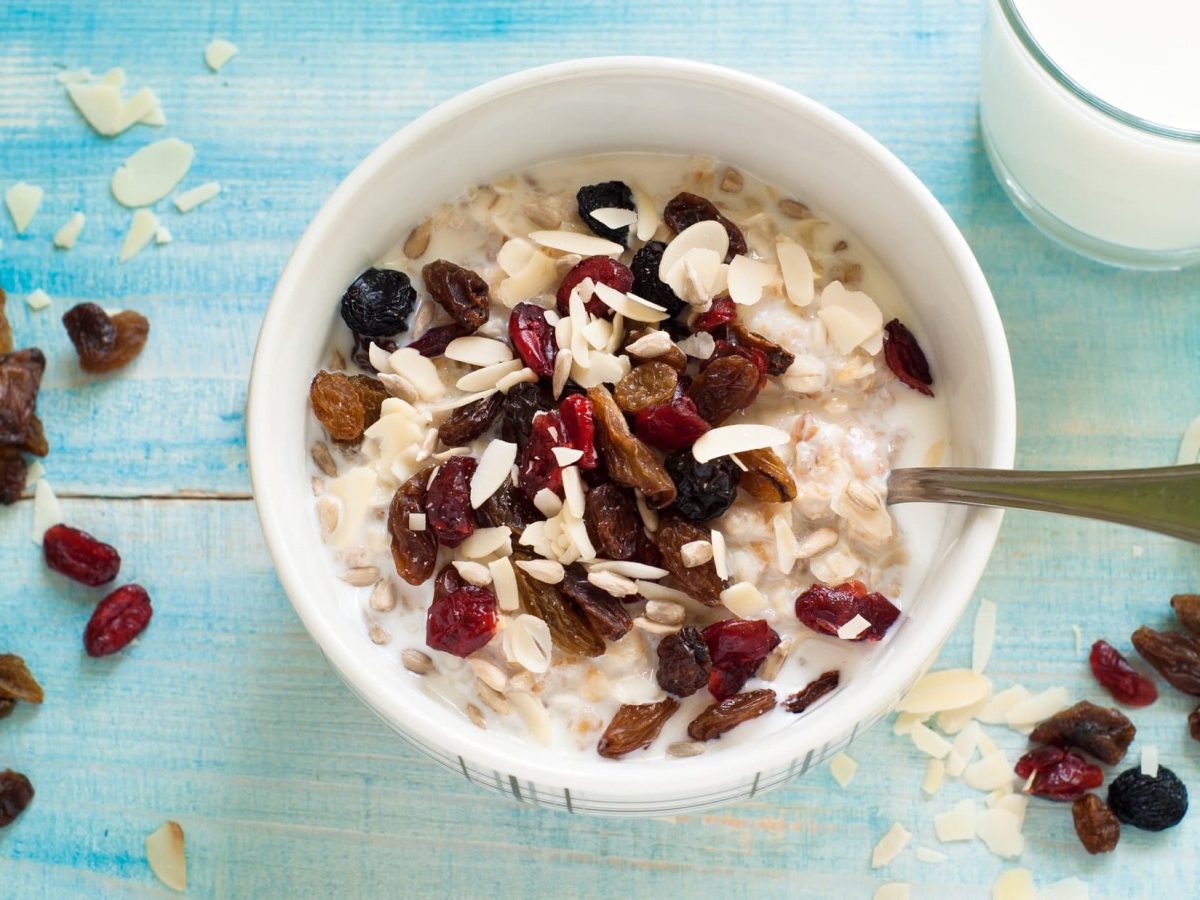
left=910, top=721, right=952, bottom=758
left=873, top=885, right=910, bottom=900
left=946, top=720, right=981, bottom=772
left=445, top=336, right=514, bottom=367
left=776, top=238, right=815, bottom=307
left=709, top=529, right=728, bottom=578
left=692, top=424, right=789, bottom=464
left=991, top=869, right=1035, bottom=900
left=644, top=599, right=686, bottom=626
left=921, top=758, right=945, bottom=796
left=532, top=487, right=563, bottom=517
left=1005, top=686, right=1070, bottom=730
left=31, top=478, right=61, bottom=545
left=456, top=358, right=524, bottom=392
left=561, top=465, right=585, bottom=518
left=720, top=581, right=766, bottom=618
left=589, top=207, right=638, bottom=229
left=771, top=515, right=798, bottom=573
left=635, top=580, right=693, bottom=604
left=665, top=247, right=723, bottom=304
left=387, top=348, right=445, bottom=401
left=508, top=690, right=552, bottom=745
left=829, top=751, right=857, bottom=788
left=570, top=350, right=628, bottom=389
left=871, top=822, right=911, bottom=868
left=634, top=490, right=659, bottom=532
left=470, top=440, right=517, bottom=509
left=552, top=446, right=584, bottom=467
left=529, top=229, right=622, bottom=257
left=452, top=560, right=492, bottom=587
left=503, top=614, right=553, bottom=673
left=914, top=846, right=947, bottom=864
left=794, top=527, right=839, bottom=560
left=676, top=331, right=715, bottom=360
left=497, top=367, right=538, bottom=393
left=583, top=316, right=612, bottom=350
left=976, top=808, right=1024, bottom=859
left=1141, top=744, right=1159, bottom=778
left=818, top=281, right=884, bottom=355
left=1037, top=879, right=1090, bottom=900
left=898, top=669, right=991, bottom=714
left=659, top=220, right=729, bottom=281
left=173, top=181, right=220, bottom=212
left=204, top=37, right=238, bottom=72
left=5, top=182, right=43, bottom=233
left=489, top=557, right=520, bottom=611
left=146, top=821, right=187, bottom=891
left=680, top=539, right=713, bottom=568
left=633, top=615, right=681, bottom=636
left=727, top=255, right=778, bottom=306
left=625, top=329, right=673, bottom=358
left=837, top=614, right=872, bottom=640
left=498, top=237, right=536, bottom=275
left=111, top=138, right=194, bottom=207
left=25, top=289, right=51, bottom=311
left=592, top=282, right=670, bottom=323
left=977, top=684, right=1031, bottom=724
left=551, top=347, right=573, bottom=398
left=972, top=599, right=997, bottom=674
left=155, top=225, right=172, bottom=244
left=515, top=558, right=565, bottom=584
left=964, top=749, right=1015, bottom=792
left=809, top=549, right=859, bottom=585
left=588, top=570, right=639, bottom=598
left=632, top=183, right=660, bottom=242
left=119, top=209, right=158, bottom=262
left=933, top=799, right=976, bottom=842
left=588, top=560, right=669, bottom=580
left=53, top=212, right=85, bottom=249
left=458, top=526, right=512, bottom=559
left=497, top=249, right=557, bottom=306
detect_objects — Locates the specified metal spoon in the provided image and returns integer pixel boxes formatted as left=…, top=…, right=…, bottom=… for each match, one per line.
left=888, top=464, right=1200, bottom=544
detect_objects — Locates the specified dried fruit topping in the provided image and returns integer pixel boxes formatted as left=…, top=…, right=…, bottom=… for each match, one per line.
left=0, top=289, right=11, bottom=354
left=352, top=333, right=398, bottom=371
left=687, top=689, right=776, bottom=741
left=630, top=241, right=686, bottom=316
left=794, top=581, right=900, bottom=642
left=624, top=326, right=688, bottom=373
left=479, top=481, right=540, bottom=536
left=589, top=386, right=676, bottom=508
left=0, top=448, right=25, bottom=504
left=388, top=469, right=437, bottom=585
left=0, top=654, right=44, bottom=704
left=508, top=302, right=557, bottom=377
left=655, top=514, right=726, bottom=606
left=434, top=563, right=467, bottom=600
left=310, top=370, right=366, bottom=442
left=1089, top=639, right=1158, bottom=707
left=560, top=565, right=633, bottom=641
left=783, top=670, right=841, bottom=714
left=1029, top=700, right=1136, bottom=765
left=583, top=483, right=639, bottom=560
left=634, top=396, right=710, bottom=452
left=707, top=340, right=768, bottom=391
left=422, top=259, right=490, bottom=331
left=656, top=626, right=713, bottom=697
left=597, top=697, right=680, bottom=758
left=576, top=181, right=636, bottom=245
left=425, top=456, right=477, bottom=548
left=500, top=381, right=554, bottom=449
left=425, top=580, right=497, bottom=658
left=1171, top=593, right=1200, bottom=634
left=1190, top=705, right=1200, bottom=742
left=1014, top=745, right=1104, bottom=802
left=663, top=192, right=748, bottom=261
left=883, top=319, right=934, bottom=397
left=62, top=301, right=115, bottom=362
left=1072, top=794, right=1121, bottom=854
left=736, top=448, right=797, bottom=503
left=42, top=524, right=121, bottom=587
left=614, top=362, right=678, bottom=415
left=85, top=310, right=151, bottom=373
left=0, top=347, right=47, bottom=452
left=556, top=256, right=634, bottom=317
left=694, top=295, right=737, bottom=332
left=666, top=451, right=740, bottom=522
left=727, top=323, right=796, bottom=376
left=1131, top=626, right=1200, bottom=695
left=702, top=618, right=781, bottom=700
left=339, top=267, right=417, bottom=337
left=0, top=770, right=34, bottom=828
left=512, top=553, right=604, bottom=657
left=0, top=698, right=13, bottom=720
left=516, top=410, right=568, bottom=502
left=1107, top=766, right=1188, bottom=831
left=686, top=354, right=760, bottom=425
left=406, top=323, right=469, bottom=358
left=349, top=375, right=388, bottom=429
left=438, top=391, right=504, bottom=447
left=84, top=584, right=153, bottom=657
left=558, top=394, right=598, bottom=469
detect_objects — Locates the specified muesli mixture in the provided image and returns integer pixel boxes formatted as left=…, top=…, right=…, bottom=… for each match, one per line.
left=307, top=153, right=951, bottom=759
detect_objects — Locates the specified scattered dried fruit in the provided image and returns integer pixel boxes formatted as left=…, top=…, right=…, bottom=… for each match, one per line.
left=423, top=259, right=490, bottom=331
left=560, top=564, right=632, bottom=641
left=512, top=553, right=604, bottom=657
left=655, top=514, right=727, bottom=606
left=556, top=256, right=634, bottom=317
left=339, top=267, right=417, bottom=337
left=687, top=689, right=776, bottom=741
left=145, top=820, right=187, bottom=891
left=630, top=240, right=686, bottom=316
left=437, top=391, right=504, bottom=447
left=1029, top=701, right=1136, bottom=765
left=425, top=456, right=477, bottom=548
left=1107, top=765, right=1188, bottom=831
left=687, top=354, right=760, bottom=425
left=516, top=410, right=568, bottom=502
left=735, top=447, right=797, bottom=503
left=794, top=581, right=900, bottom=642
left=388, top=469, right=437, bottom=585
left=589, top=386, right=676, bottom=508
left=583, top=483, right=639, bottom=561
left=1014, top=745, right=1103, bottom=801
left=727, top=322, right=795, bottom=376
left=406, top=323, right=469, bottom=357
left=1131, top=626, right=1200, bottom=695
left=1089, top=639, right=1158, bottom=707
left=310, top=370, right=366, bottom=442
left=783, top=670, right=840, bottom=714
left=614, top=362, right=678, bottom=415
left=702, top=618, right=781, bottom=700
left=348, top=375, right=388, bottom=429
left=577, top=181, right=636, bottom=245
left=634, top=396, right=710, bottom=451
left=693, top=295, right=737, bottom=332
left=1171, top=593, right=1200, bottom=634
left=425, top=579, right=497, bottom=658
left=508, top=302, right=556, bottom=377
left=1072, top=793, right=1120, bottom=854
left=666, top=450, right=740, bottom=521
left=558, top=394, right=598, bottom=469
left=656, top=626, right=712, bottom=697
left=663, top=192, right=747, bottom=261
left=479, top=481, right=540, bottom=536
left=597, top=697, right=680, bottom=758
left=0, top=654, right=43, bottom=704
left=500, top=381, right=554, bottom=449
left=42, top=523, right=121, bottom=586
left=883, top=319, right=934, bottom=397
left=0, top=347, right=48, bottom=462
left=0, top=770, right=34, bottom=827
left=84, top=583, right=153, bottom=657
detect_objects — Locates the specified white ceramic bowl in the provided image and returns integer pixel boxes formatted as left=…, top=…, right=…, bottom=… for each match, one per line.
left=248, top=57, right=1016, bottom=816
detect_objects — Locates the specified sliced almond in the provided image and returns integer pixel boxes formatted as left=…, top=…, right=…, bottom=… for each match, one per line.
left=680, top=539, right=714, bottom=568
left=726, top=255, right=777, bottom=306
left=551, top=347, right=573, bottom=398
left=588, top=570, right=639, bottom=597
left=632, top=183, right=660, bottom=242
left=836, top=614, right=872, bottom=640
left=497, top=237, right=536, bottom=276
left=589, top=207, right=638, bottom=229
left=658, top=220, right=729, bottom=281
left=456, top=358, right=524, bottom=392
left=445, top=336, right=514, bottom=367
left=818, top=281, right=884, bottom=355
left=146, top=821, right=186, bottom=891
left=644, top=599, right=686, bottom=626
left=111, top=138, right=195, bottom=207
left=387, top=348, right=445, bottom=401
left=624, top=329, right=674, bottom=358
left=692, top=424, right=789, bottom=463
left=709, top=529, right=728, bottom=579
left=587, top=560, right=669, bottom=580
left=508, top=690, right=552, bottom=746
left=497, top=367, right=537, bottom=393
left=458, top=526, right=512, bottom=559
left=452, top=560, right=493, bottom=586
left=561, top=465, right=586, bottom=518
left=899, top=669, right=992, bottom=714
left=529, top=229, right=622, bottom=257
left=777, top=238, right=815, bottom=307
left=488, top=557, right=520, bottom=611
left=533, top=487, right=563, bottom=517
left=720, top=581, right=765, bottom=618
left=503, top=613, right=553, bottom=673
left=871, top=822, right=911, bottom=868
left=515, top=558, right=565, bottom=584
left=592, top=282, right=670, bottom=323
left=470, top=440, right=518, bottom=509
left=552, top=446, right=584, bottom=467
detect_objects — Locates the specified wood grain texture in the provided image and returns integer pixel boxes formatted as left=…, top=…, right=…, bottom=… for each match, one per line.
left=1, top=0, right=1198, bottom=897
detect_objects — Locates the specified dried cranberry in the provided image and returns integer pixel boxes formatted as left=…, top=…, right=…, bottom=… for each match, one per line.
left=556, top=256, right=634, bottom=317
left=1014, top=745, right=1104, bottom=801
left=508, top=303, right=556, bottom=377
left=516, top=410, right=567, bottom=502
left=406, top=323, right=469, bottom=358
left=883, top=319, right=934, bottom=397
left=43, top=524, right=121, bottom=586
left=634, top=397, right=710, bottom=451
left=1089, top=640, right=1158, bottom=707
left=576, top=181, right=636, bottom=245
left=339, top=268, right=417, bottom=337
left=425, top=456, right=477, bottom=548
left=794, top=581, right=900, bottom=642
left=702, top=618, right=781, bottom=700
left=84, top=584, right=152, bottom=657
left=694, top=296, right=736, bottom=332
left=630, top=241, right=686, bottom=316
left=558, top=394, right=597, bottom=469
left=425, top=584, right=497, bottom=658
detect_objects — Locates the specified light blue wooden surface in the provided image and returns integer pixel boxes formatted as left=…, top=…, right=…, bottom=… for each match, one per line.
left=2, top=1, right=1198, bottom=897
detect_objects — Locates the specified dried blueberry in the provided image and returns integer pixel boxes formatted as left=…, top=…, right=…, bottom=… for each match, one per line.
left=339, top=268, right=417, bottom=338
left=666, top=451, right=740, bottom=521
left=576, top=181, right=636, bottom=245
left=631, top=241, right=687, bottom=316
left=1107, top=766, right=1188, bottom=831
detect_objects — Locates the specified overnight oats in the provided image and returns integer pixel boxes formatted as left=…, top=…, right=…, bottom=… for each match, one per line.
left=306, top=153, right=951, bottom=760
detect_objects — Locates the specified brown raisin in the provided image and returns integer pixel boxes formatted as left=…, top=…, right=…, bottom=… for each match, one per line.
left=0, top=288, right=12, bottom=354
left=656, top=626, right=712, bottom=697
left=1131, top=626, right=1200, bottom=695
left=1029, top=701, right=1136, bottom=765
left=0, top=698, right=13, bottom=719
left=349, top=375, right=388, bottom=429
left=310, top=370, right=366, bottom=442
left=686, top=354, right=760, bottom=425
left=737, top=448, right=797, bottom=503
left=687, top=689, right=776, bottom=741
left=425, top=456, right=477, bottom=548
left=613, top=362, right=678, bottom=414
left=63, top=304, right=149, bottom=372
left=1171, top=594, right=1200, bottom=635
left=0, top=654, right=43, bottom=704
left=624, top=327, right=687, bottom=373
left=422, top=259, right=490, bottom=331
left=0, top=448, right=26, bottom=506
left=560, top=564, right=633, bottom=641
left=589, top=386, right=676, bottom=509
left=0, top=348, right=46, bottom=450
left=22, top=414, right=47, bottom=457
left=583, top=483, right=639, bottom=560
left=597, top=697, right=680, bottom=759
left=783, top=670, right=840, bottom=713
left=727, top=323, right=795, bottom=376
left=0, top=770, right=34, bottom=827
left=479, top=481, right=540, bottom=537
left=663, top=192, right=747, bottom=261
left=1072, top=793, right=1120, bottom=854
left=437, top=391, right=504, bottom=447
left=1190, top=704, right=1200, bottom=742
left=500, top=381, right=554, bottom=449
left=655, top=514, right=726, bottom=606
left=512, top=552, right=604, bottom=657
left=388, top=469, right=437, bottom=585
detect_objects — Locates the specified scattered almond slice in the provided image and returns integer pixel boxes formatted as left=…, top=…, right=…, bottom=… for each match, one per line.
left=873, top=884, right=910, bottom=900
left=119, top=209, right=159, bottom=262
left=458, top=526, right=512, bottom=559
left=386, top=348, right=444, bottom=401
left=456, top=358, right=523, bottom=392
left=31, top=478, right=61, bottom=544
left=720, top=581, right=766, bottom=618
left=914, top=846, right=947, bottom=864
left=503, top=614, right=553, bottom=673
left=53, top=212, right=85, bottom=249
left=497, top=248, right=557, bottom=306
left=496, top=367, right=537, bottom=393
left=111, top=138, right=195, bottom=208
left=976, top=807, right=1024, bottom=859
left=452, top=560, right=492, bottom=586
left=664, top=247, right=723, bottom=303
left=933, top=798, right=976, bottom=842
left=445, top=335, right=514, bottom=367
left=489, top=558, right=519, bottom=611
left=407, top=513, right=426, bottom=531
left=898, top=669, right=991, bottom=714
left=5, top=182, right=43, bottom=233
left=507, top=690, right=552, bottom=746
left=589, top=207, right=638, bottom=229
left=977, top=684, right=1031, bottom=724
left=726, top=254, right=777, bottom=306
left=65, top=82, right=124, bottom=135
left=837, top=614, right=872, bottom=640
left=592, top=282, right=670, bottom=323
left=1141, top=744, right=1159, bottom=777
left=173, top=181, right=221, bottom=213
left=921, top=758, right=945, bottom=796
left=25, top=289, right=51, bottom=311
left=529, top=229, right=622, bottom=257
left=676, top=331, right=715, bottom=360
left=587, top=570, right=639, bottom=598
left=497, top=237, right=535, bottom=276
left=154, top=226, right=172, bottom=245
left=871, top=822, right=911, bottom=868
left=658, top=220, right=729, bottom=281
left=204, top=38, right=238, bottom=72
left=992, top=869, right=1035, bottom=900
left=469, top=440, right=517, bottom=509
left=326, top=467, right=377, bottom=549
left=1036, top=877, right=1089, bottom=900
left=587, top=560, right=669, bottom=580
left=818, top=281, right=884, bottom=355
left=533, top=487, right=563, bottom=518
left=964, top=749, right=1015, bottom=792
left=145, top=821, right=186, bottom=892
left=777, top=238, right=815, bottom=307
left=692, top=424, right=789, bottom=463
left=910, top=721, right=952, bottom=758
left=24, top=460, right=45, bottom=488
left=631, top=183, right=660, bottom=242
left=709, top=528, right=728, bottom=579
left=829, top=751, right=857, bottom=788
left=972, top=599, right=997, bottom=674
left=1005, top=686, right=1070, bottom=730
left=561, top=465, right=585, bottom=518
left=892, top=712, right=928, bottom=736
left=680, top=539, right=713, bottom=568
left=946, top=721, right=981, bottom=777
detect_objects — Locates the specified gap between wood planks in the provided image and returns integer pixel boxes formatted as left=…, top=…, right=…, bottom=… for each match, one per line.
left=15, top=490, right=254, bottom=501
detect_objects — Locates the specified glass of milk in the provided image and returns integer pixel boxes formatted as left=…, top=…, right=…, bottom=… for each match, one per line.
left=980, top=0, right=1200, bottom=269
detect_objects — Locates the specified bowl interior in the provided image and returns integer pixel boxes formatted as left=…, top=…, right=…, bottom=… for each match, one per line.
left=249, top=58, right=1015, bottom=801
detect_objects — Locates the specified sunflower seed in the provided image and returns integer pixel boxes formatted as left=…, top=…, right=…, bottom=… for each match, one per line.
left=667, top=741, right=706, bottom=758
left=404, top=219, right=432, bottom=258
left=339, top=566, right=379, bottom=587
left=476, top=679, right=511, bottom=715
left=778, top=198, right=812, bottom=219
left=465, top=703, right=487, bottom=730
left=369, top=580, right=396, bottom=611
left=311, top=441, right=337, bottom=477
left=402, top=648, right=435, bottom=675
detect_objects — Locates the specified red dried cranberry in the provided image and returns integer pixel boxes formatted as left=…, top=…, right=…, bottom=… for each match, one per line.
left=1090, top=639, right=1158, bottom=707
left=43, top=524, right=121, bottom=586
left=883, top=319, right=934, bottom=397
left=707, top=340, right=768, bottom=390
left=694, top=296, right=737, bottom=332
left=558, top=394, right=597, bottom=469
left=556, top=257, right=634, bottom=317
left=426, top=584, right=497, bottom=657
left=794, top=580, right=900, bottom=642
left=1015, top=745, right=1104, bottom=801
left=633, top=397, right=710, bottom=451
left=406, top=323, right=469, bottom=358
left=425, top=456, right=477, bottom=548
left=516, top=410, right=567, bottom=502
left=508, top=303, right=557, bottom=377
left=84, top=584, right=152, bottom=657
left=701, top=618, right=781, bottom=700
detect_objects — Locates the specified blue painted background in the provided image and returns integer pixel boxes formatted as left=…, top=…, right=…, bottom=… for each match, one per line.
left=1, top=1, right=1198, bottom=896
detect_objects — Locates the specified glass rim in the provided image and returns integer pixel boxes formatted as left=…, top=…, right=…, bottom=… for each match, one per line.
left=997, top=0, right=1200, bottom=142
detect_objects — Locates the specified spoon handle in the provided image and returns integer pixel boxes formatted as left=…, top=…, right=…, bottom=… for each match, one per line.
left=887, top=465, right=1200, bottom=544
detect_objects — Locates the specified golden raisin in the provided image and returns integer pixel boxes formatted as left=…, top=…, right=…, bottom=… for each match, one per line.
left=589, top=386, right=676, bottom=508
left=655, top=514, right=726, bottom=606
left=687, top=689, right=776, bottom=741
left=349, top=375, right=388, bottom=430
left=613, top=362, right=678, bottom=414
left=687, top=355, right=760, bottom=425
left=597, top=698, right=680, bottom=758
left=310, top=370, right=366, bottom=442
left=737, top=448, right=797, bottom=502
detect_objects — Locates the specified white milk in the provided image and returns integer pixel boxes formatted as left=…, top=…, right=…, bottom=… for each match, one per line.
left=980, top=0, right=1200, bottom=266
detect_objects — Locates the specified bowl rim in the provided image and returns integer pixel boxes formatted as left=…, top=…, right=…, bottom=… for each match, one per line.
left=248, top=55, right=1017, bottom=798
